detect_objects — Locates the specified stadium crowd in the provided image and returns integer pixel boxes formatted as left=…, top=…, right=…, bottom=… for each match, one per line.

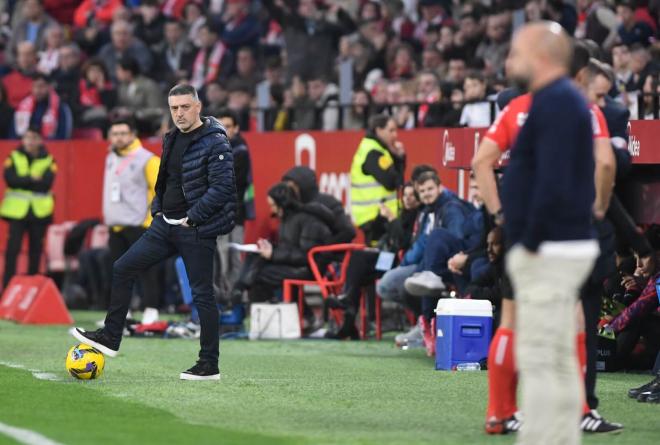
left=1, top=0, right=660, bottom=137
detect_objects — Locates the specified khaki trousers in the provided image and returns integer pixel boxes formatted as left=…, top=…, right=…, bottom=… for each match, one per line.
left=507, top=241, right=598, bottom=445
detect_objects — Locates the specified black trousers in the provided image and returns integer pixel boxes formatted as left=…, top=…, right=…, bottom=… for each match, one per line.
left=580, top=218, right=616, bottom=410
left=106, top=227, right=161, bottom=310
left=3, top=218, right=49, bottom=287
left=104, top=216, right=219, bottom=365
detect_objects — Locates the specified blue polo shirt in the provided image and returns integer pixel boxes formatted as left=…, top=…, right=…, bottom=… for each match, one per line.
left=501, top=77, right=595, bottom=252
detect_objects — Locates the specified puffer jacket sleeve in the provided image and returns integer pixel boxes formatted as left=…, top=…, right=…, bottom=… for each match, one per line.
left=186, top=133, right=237, bottom=228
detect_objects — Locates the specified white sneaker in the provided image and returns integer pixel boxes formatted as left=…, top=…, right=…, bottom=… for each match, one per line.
left=404, top=271, right=446, bottom=296
left=141, top=307, right=159, bottom=324
left=395, top=320, right=423, bottom=348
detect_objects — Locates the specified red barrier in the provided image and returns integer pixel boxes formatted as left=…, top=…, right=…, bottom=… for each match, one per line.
left=0, top=123, right=656, bottom=250
left=0, top=275, right=73, bottom=324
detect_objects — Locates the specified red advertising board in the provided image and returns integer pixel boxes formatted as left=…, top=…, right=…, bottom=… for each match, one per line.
left=0, top=121, right=656, bottom=251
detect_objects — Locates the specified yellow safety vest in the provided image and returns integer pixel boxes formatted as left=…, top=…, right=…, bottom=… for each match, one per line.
left=0, top=150, right=55, bottom=220
left=350, top=137, right=398, bottom=227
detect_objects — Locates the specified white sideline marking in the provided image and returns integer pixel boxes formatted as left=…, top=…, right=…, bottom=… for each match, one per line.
left=0, top=362, right=61, bottom=382
left=31, top=372, right=60, bottom=382
left=0, top=361, right=26, bottom=369
left=0, top=421, right=66, bottom=445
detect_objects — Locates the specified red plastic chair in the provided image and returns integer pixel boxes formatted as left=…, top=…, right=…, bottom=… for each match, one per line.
left=282, top=243, right=382, bottom=340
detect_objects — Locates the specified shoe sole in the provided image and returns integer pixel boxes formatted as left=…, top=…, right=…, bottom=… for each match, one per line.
left=179, top=373, right=221, bottom=381
left=69, top=328, right=118, bottom=358
left=404, top=280, right=445, bottom=297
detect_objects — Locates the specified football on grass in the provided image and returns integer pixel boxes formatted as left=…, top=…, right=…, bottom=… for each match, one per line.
left=66, top=343, right=105, bottom=380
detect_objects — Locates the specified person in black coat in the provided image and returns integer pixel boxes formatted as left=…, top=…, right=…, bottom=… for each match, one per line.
left=282, top=166, right=355, bottom=244
left=231, top=183, right=333, bottom=303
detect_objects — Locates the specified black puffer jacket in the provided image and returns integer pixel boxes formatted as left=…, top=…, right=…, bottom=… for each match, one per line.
left=151, top=117, right=237, bottom=238
left=272, top=202, right=333, bottom=267
left=282, top=166, right=355, bottom=244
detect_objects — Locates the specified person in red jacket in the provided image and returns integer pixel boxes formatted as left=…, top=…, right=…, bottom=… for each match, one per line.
left=74, top=0, right=124, bottom=29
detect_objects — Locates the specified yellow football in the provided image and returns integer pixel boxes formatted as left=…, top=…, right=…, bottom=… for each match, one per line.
left=65, top=343, right=105, bottom=380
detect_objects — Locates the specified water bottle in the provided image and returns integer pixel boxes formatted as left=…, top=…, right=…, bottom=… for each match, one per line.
left=455, top=362, right=481, bottom=371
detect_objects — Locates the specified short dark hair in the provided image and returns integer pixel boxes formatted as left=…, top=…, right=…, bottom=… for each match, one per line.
left=118, top=56, right=140, bottom=76
left=415, top=171, right=441, bottom=186
left=31, top=72, right=49, bottom=83
left=570, top=40, right=592, bottom=78
left=368, top=114, right=391, bottom=132
left=25, top=124, right=43, bottom=136
left=465, top=70, right=485, bottom=83
left=216, top=108, right=239, bottom=126
left=109, top=117, right=137, bottom=133
left=586, top=58, right=614, bottom=84
left=168, top=83, right=199, bottom=101
left=411, top=164, right=438, bottom=182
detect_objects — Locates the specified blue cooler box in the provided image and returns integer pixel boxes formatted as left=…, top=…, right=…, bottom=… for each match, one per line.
left=435, top=299, right=493, bottom=370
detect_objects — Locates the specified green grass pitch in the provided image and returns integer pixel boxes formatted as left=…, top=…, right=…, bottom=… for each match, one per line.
left=0, top=311, right=659, bottom=445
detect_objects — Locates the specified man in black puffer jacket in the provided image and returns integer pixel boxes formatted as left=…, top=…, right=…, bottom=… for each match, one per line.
left=282, top=166, right=355, bottom=244
left=71, top=84, right=236, bottom=381
left=231, top=183, right=333, bottom=303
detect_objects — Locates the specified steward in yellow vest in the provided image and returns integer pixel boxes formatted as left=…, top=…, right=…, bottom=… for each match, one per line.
left=350, top=115, right=406, bottom=245
left=0, top=127, right=56, bottom=287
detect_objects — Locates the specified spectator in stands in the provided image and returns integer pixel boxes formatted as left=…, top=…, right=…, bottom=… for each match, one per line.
left=228, top=46, right=261, bottom=94
left=387, top=79, right=415, bottom=129
left=578, top=0, right=619, bottom=48
left=0, top=83, right=14, bottom=138
left=113, top=56, right=164, bottom=134
left=37, top=24, right=64, bottom=75
left=611, top=43, right=637, bottom=93
left=230, top=182, right=332, bottom=304
left=0, top=126, right=56, bottom=288
left=51, top=43, right=82, bottom=125
left=190, top=23, right=233, bottom=91
left=183, top=1, right=207, bottom=47
left=12, top=73, right=72, bottom=140
left=616, top=0, right=654, bottom=47
left=101, top=117, right=161, bottom=321
left=203, top=81, right=228, bottom=118
left=264, top=55, right=285, bottom=89
left=416, top=70, right=443, bottom=127
left=74, top=0, right=124, bottom=29
left=133, top=0, right=166, bottom=51
left=446, top=56, right=467, bottom=84
left=475, top=10, right=511, bottom=77
left=421, top=47, right=443, bottom=71
left=414, top=0, right=452, bottom=44
left=263, top=0, right=355, bottom=81
left=460, top=71, right=494, bottom=128
left=153, top=18, right=195, bottom=87
left=343, top=88, right=372, bottom=131
left=2, top=41, right=39, bottom=108
left=220, top=0, right=261, bottom=52
left=78, top=58, right=117, bottom=130
left=98, top=19, right=154, bottom=83
left=629, top=43, right=658, bottom=91
left=282, top=166, right=356, bottom=245
left=350, top=115, right=406, bottom=245
left=455, top=10, right=485, bottom=60
left=388, top=43, right=417, bottom=80
left=215, top=108, right=254, bottom=306
left=42, top=0, right=78, bottom=26
left=326, top=182, right=421, bottom=340
left=226, top=79, right=252, bottom=131
left=8, top=0, right=57, bottom=58
left=302, top=74, right=340, bottom=131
